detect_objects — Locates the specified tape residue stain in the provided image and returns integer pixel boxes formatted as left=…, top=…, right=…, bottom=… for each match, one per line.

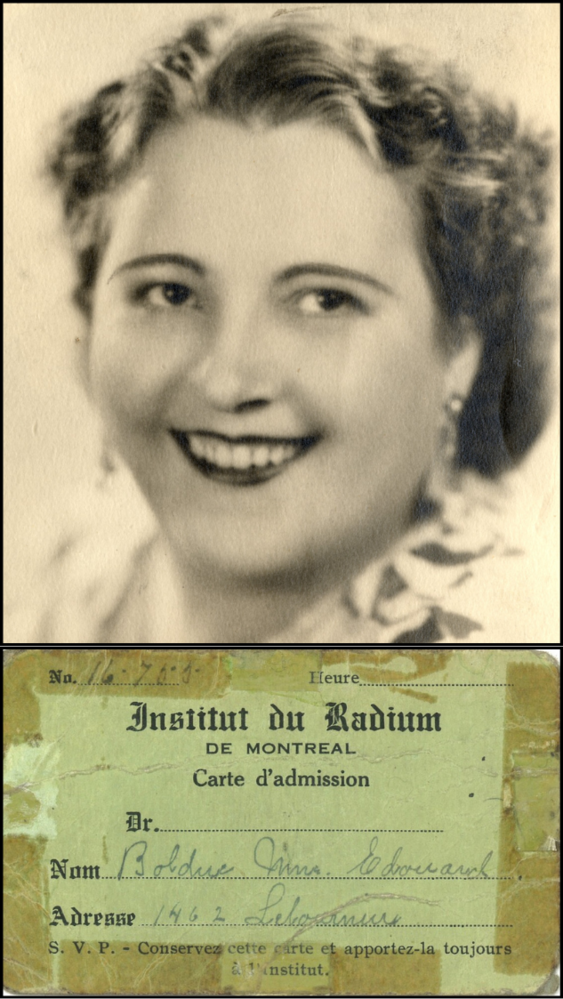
left=4, top=741, right=59, bottom=839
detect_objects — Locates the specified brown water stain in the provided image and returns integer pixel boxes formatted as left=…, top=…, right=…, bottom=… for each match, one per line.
left=495, top=659, right=559, bottom=977
left=4, top=836, right=50, bottom=994
left=59, top=940, right=222, bottom=995
left=331, top=945, right=441, bottom=995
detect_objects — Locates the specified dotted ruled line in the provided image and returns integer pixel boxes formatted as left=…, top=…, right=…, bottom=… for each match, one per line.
left=138, top=923, right=514, bottom=929
left=74, top=681, right=512, bottom=687
left=153, top=829, right=443, bottom=834
left=101, top=876, right=512, bottom=881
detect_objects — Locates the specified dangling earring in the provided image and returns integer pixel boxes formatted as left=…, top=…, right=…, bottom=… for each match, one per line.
left=413, top=393, right=466, bottom=522
left=442, top=393, right=464, bottom=468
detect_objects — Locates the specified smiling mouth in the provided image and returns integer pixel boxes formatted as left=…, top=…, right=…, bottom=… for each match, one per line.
left=170, top=430, right=319, bottom=486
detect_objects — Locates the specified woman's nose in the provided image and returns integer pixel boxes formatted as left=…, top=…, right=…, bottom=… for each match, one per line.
left=188, top=308, right=278, bottom=412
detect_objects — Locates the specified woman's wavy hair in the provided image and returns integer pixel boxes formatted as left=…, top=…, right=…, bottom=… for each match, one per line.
left=48, top=14, right=554, bottom=476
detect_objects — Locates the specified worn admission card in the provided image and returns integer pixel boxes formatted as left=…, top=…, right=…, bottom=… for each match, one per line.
left=4, top=648, right=560, bottom=996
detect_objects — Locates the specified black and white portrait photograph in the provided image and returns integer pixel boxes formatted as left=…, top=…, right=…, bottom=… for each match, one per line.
left=4, top=3, right=559, bottom=642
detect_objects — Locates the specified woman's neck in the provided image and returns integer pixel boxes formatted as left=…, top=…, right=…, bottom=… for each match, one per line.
left=165, top=545, right=347, bottom=642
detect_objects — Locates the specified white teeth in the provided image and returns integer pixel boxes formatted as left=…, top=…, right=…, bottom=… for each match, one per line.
left=190, top=435, right=207, bottom=459
left=205, top=441, right=218, bottom=463
left=215, top=443, right=231, bottom=468
left=232, top=445, right=252, bottom=469
left=252, top=446, right=270, bottom=467
left=270, top=446, right=285, bottom=465
left=186, top=434, right=302, bottom=471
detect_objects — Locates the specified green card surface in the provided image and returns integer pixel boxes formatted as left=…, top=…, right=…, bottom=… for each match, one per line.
left=4, top=648, right=560, bottom=995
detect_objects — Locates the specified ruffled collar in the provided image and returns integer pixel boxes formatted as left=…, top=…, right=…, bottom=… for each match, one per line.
left=271, top=473, right=519, bottom=642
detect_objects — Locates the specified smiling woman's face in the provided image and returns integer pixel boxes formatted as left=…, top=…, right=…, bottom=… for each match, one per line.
left=90, top=117, right=452, bottom=585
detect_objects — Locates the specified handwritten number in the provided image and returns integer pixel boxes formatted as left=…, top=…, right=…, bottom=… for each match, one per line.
left=189, top=906, right=199, bottom=922
left=213, top=906, right=225, bottom=923
left=154, top=903, right=184, bottom=925
left=130, top=661, right=191, bottom=684
left=84, top=658, right=192, bottom=684
left=133, top=662, right=152, bottom=686
left=86, top=661, right=100, bottom=685
left=86, top=660, right=114, bottom=684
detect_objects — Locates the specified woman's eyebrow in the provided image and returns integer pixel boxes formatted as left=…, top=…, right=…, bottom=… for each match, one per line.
left=276, top=263, right=394, bottom=295
left=108, top=254, right=206, bottom=282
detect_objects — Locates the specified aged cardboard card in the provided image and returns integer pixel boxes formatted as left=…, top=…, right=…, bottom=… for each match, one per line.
left=4, top=648, right=560, bottom=996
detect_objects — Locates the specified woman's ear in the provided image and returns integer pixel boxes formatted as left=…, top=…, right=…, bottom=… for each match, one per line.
left=443, top=317, right=482, bottom=403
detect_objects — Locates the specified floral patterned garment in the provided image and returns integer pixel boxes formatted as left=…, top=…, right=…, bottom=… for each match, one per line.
left=3, top=465, right=546, bottom=643
left=268, top=477, right=525, bottom=643
left=350, top=481, right=519, bottom=643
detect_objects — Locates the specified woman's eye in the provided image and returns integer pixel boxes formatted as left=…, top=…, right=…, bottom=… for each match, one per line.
left=137, top=282, right=196, bottom=308
left=297, top=289, right=367, bottom=315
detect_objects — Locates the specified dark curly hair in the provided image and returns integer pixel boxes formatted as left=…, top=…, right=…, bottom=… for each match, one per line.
left=47, top=14, right=554, bottom=477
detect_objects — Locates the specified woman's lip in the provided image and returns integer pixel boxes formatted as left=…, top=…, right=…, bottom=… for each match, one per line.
left=169, top=429, right=319, bottom=486
left=173, top=429, right=318, bottom=446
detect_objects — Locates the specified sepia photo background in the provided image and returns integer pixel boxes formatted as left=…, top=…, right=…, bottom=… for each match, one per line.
left=4, top=3, right=560, bottom=635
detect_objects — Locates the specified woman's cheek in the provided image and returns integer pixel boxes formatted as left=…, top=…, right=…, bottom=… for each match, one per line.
left=363, top=336, right=444, bottom=467
left=89, top=320, right=177, bottom=426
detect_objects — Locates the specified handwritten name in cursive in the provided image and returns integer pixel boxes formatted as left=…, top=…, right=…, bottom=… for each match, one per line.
left=253, top=836, right=323, bottom=878
left=117, top=841, right=234, bottom=880
left=348, top=836, right=493, bottom=878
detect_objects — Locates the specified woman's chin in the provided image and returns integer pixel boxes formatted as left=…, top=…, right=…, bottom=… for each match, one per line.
left=165, top=525, right=326, bottom=590
left=163, top=511, right=388, bottom=595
